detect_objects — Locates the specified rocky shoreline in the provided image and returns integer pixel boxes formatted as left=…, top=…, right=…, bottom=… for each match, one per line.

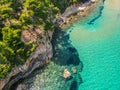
left=0, top=31, right=53, bottom=90
left=55, top=0, right=101, bottom=30
left=14, top=26, right=83, bottom=90
left=0, top=1, right=100, bottom=90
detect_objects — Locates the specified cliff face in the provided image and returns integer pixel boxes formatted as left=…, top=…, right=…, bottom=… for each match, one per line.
left=0, top=31, right=53, bottom=90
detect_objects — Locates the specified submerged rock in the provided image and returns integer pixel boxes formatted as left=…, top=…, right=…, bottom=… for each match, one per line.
left=71, top=67, right=77, bottom=74
left=63, top=69, right=71, bottom=79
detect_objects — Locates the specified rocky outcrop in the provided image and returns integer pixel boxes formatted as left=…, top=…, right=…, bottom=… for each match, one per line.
left=55, top=0, right=100, bottom=28
left=62, top=69, right=71, bottom=79
left=21, top=28, right=44, bottom=44
left=0, top=31, right=53, bottom=90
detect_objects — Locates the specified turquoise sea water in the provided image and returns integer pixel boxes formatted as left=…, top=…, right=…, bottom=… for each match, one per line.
left=67, top=0, right=120, bottom=90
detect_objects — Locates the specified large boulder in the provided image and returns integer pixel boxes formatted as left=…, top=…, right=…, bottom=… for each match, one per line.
left=62, top=69, right=71, bottom=79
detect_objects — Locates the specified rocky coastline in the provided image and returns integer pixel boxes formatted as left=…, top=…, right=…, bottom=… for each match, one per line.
left=0, top=31, right=53, bottom=90
left=55, top=0, right=101, bottom=29
left=0, top=0, right=100, bottom=90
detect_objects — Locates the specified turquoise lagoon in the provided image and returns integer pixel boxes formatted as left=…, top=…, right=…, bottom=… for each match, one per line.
left=68, top=0, right=120, bottom=90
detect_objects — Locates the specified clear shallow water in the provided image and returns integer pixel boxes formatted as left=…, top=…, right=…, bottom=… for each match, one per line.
left=68, top=0, right=120, bottom=90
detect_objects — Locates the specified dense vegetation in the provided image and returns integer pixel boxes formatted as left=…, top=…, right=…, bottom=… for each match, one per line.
left=0, top=0, right=88, bottom=78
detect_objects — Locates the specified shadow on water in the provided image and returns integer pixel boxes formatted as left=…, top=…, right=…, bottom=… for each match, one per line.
left=52, top=27, right=83, bottom=90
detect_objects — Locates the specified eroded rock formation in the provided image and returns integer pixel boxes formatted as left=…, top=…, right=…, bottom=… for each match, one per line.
left=0, top=31, right=53, bottom=90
